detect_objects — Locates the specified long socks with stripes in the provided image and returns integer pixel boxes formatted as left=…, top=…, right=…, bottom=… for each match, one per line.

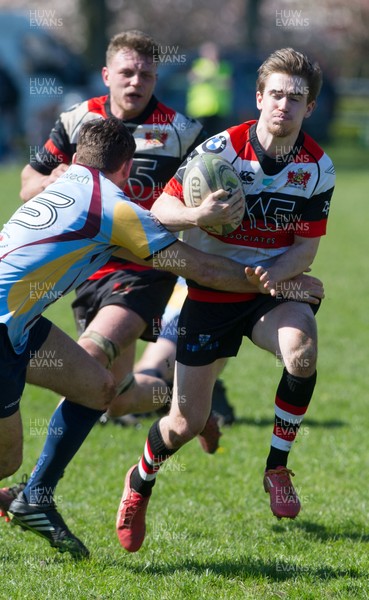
left=266, top=369, right=317, bottom=470
left=130, top=419, right=177, bottom=497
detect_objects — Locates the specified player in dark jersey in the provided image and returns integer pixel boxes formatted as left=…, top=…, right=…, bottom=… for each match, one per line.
left=0, top=117, right=274, bottom=557
left=18, top=29, right=233, bottom=444
left=116, top=48, right=334, bottom=553
left=132, top=277, right=235, bottom=429
left=20, top=30, right=201, bottom=415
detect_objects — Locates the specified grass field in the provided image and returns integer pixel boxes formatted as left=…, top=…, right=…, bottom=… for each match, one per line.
left=0, top=141, right=369, bottom=599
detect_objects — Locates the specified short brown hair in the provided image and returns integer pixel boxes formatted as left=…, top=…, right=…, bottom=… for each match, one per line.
left=76, top=117, right=136, bottom=173
left=106, top=30, right=159, bottom=65
left=256, top=48, right=322, bottom=103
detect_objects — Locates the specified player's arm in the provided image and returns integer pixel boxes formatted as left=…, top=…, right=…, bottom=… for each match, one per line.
left=151, top=190, right=244, bottom=232
left=20, top=163, right=69, bottom=202
left=256, top=235, right=321, bottom=293
left=114, top=243, right=323, bottom=302
left=108, top=202, right=256, bottom=293
left=114, top=241, right=263, bottom=294
left=259, top=162, right=335, bottom=295
left=152, top=240, right=263, bottom=293
left=112, top=203, right=323, bottom=300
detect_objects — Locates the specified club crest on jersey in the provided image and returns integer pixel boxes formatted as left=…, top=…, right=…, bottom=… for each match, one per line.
left=202, top=135, right=227, bottom=153
left=145, top=131, right=168, bottom=145
left=285, top=168, right=311, bottom=190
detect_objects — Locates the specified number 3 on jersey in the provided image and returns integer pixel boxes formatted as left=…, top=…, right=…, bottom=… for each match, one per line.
left=9, top=192, right=75, bottom=230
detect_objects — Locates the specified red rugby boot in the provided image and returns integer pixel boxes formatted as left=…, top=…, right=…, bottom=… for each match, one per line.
left=0, top=474, right=28, bottom=521
left=263, top=466, right=301, bottom=519
left=116, top=466, right=151, bottom=552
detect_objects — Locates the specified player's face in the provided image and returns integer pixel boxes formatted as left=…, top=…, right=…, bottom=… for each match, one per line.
left=256, top=72, right=315, bottom=138
left=102, top=49, right=157, bottom=120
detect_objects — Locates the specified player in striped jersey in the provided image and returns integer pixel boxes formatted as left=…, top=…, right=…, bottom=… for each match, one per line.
left=117, top=48, right=334, bottom=552
left=17, top=30, right=232, bottom=446
left=0, top=117, right=275, bottom=557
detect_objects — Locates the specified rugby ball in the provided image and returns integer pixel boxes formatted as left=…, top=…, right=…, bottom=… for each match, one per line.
left=183, top=153, right=245, bottom=235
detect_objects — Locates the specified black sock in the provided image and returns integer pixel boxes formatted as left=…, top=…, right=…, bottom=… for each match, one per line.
left=130, top=419, right=177, bottom=496
left=266, top=369, right=317, bottom=470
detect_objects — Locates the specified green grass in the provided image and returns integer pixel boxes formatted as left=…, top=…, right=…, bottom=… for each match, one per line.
left=332, top=96, right=369, bottom=145
left=0, top=144, right=369, bottom=599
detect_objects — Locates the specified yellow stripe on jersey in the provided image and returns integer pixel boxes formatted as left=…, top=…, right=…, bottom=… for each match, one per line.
left=110, top=202, right=151, bottom=259
left=167, top=280, right=187, bottom=310
left=7, top=244, right=96, bottom=316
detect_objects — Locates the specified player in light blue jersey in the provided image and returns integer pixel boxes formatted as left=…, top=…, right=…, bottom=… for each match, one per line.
left=0, top=117, right=269, bottom=557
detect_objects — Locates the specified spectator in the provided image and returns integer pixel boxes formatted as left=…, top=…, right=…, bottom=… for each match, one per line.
left=186, top=42, right=233, bottom=136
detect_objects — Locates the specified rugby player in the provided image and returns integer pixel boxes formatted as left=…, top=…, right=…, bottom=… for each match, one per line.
left=115, top=48, right=335, bottom=552
left=18, top=29, right=231, bottom=446
left=0, top=117, right=277, bottom=557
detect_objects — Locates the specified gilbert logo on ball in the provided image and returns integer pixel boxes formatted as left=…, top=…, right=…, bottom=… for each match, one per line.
left=183, top=152, right=245, bottom=235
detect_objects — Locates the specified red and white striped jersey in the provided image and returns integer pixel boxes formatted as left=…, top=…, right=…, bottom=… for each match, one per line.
left=30, top=94, right=204, bottom=278
left=164, top=120, right=335, bottom=302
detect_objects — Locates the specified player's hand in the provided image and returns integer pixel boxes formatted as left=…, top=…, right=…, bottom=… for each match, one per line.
left=245, top=268, right=324, bottom=304
left=195, top=189, right=244, bottom=227
left=42, top=163, right=69, bottom=189
left=269, top=273, right=324, bottom=304
left=245, top=266, right=270, bottom=294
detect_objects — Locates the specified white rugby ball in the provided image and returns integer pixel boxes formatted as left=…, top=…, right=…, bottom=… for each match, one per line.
left=183, top=152, right=245, bottom=235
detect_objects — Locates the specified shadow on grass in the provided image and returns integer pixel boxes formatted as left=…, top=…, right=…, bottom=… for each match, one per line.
left=0, top=547, right=89, bottom=564
left=235, top=417, right=346, bottom=428
left=124, top=554, right=362, bottom=581
left=274, top=519, right=369, bottom=543
left=1, top=544, right=365, bottom=582
left=0, top=547, right=359, bottom=581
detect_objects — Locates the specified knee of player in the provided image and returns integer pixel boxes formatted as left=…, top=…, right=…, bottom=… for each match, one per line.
left=284, top=338, right=317, bottom=375
left=79, top=330, right=121, bottom=369
left=0, top=451, right=22, bottom=480
left=107, top=387, right=135, bottom=418
left=91, top=371, right=117, bottom=410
